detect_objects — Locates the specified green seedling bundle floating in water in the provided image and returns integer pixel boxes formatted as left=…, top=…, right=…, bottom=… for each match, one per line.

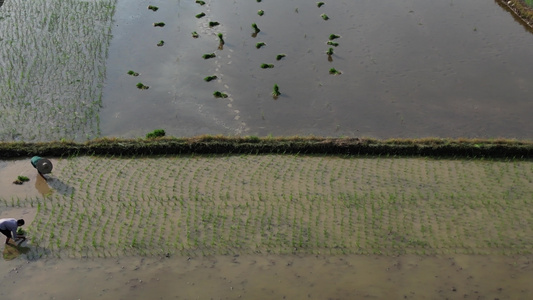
left=213, top=91, right=228, bottom=98
left=17, top=175, right=30, bottom=182
left=217, top=33, right=225, bottom=45
left=196, top=0, right=206, bottom=5
left=272, top=84, right=281, bottom=98
left=203, top=53, right=216, bottom=59
left=157, top=41, right=165, bottom=47
left=329, top=34, right=341, bottom=40
left=146, top=129, right=166, bottom=139
left=127, top=70, right=139, bottom=76
left=196, top=12, right=206, bottom=19
left=276, top=54, right=286, bottom=61
left=136, top=83, right=149, bottom=89
left=252, top=23, right=261, bottom=33
left=148, top=5, right=159, bottom=11
left=192, top=31, right=199, bottom=38
left=204, top=75, right=218, bottom=82
left=327, top=41, right=339, bottom=47
left=209, top=21, right=220, bottom=27
left=317, top=2, right=325, bottom=7
left=13, top=175, right=30, bottom=185
left=258, top=10, right=265, bottom=16
left=261, top=63, right=274, bottom=69
left=153, top=22, right=165, bottom=27
left=321, top=14, right=329, bottom=20
left=256, top=42, right=266, bottom=49
left=329, top=68, right=341, bottom=75
left=326, top=48, right=334, bottom=56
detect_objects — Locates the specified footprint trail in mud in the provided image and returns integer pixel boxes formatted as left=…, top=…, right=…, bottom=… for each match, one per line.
left=194, top=0, right=249, bottom=135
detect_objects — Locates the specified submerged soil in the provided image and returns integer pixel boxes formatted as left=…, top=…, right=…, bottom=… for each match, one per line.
left=1, top=254, right=532, bottom=299
left=1, top=155, right=533, bottom=298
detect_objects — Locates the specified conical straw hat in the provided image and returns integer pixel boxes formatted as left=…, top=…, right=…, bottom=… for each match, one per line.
left=36, top=158, right=53, bottom=174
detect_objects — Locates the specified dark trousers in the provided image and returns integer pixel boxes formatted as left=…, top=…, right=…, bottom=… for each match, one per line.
left=0, top=229, right=12, bottom=239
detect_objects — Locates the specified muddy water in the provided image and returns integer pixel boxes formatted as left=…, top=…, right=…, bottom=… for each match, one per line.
left=0, top=159, right=55, bottom=198
left=101, top=0, right=533, bottom=139
left=0, top=254, right=531, bottom=299
left=0, top=156, right=532, bottom=298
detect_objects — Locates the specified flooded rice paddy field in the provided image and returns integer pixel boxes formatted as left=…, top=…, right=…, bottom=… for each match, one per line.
left=2, top=0, right=533, bottom=298
left=0, top=0, right=115, bottom=141
left=1, top=0, right=532, bottom=141
left=101, top=0, right=533, bottom=139
left=1, top=155, right=533, bottom=298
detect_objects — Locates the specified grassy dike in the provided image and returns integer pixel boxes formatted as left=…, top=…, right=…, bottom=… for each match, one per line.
left=498, top=0, right=533, bottom=28
left=1, top=136, right=533, bottom=158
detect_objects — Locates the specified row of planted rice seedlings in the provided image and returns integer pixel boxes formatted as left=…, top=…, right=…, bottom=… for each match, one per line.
left=0, top=0, right=116, bottom=141
left=13, top=155, right=533, bottom=258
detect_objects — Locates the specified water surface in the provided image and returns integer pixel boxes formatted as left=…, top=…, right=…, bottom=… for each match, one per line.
left=101, top=0, right=533, bottom=139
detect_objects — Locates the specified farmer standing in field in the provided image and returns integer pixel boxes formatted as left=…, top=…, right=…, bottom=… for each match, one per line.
left=31, top=156, right=53, bottom=181
left=0, top=218, right=25, bottom=245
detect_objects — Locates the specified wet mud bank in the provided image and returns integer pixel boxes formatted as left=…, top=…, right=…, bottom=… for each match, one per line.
left=0, top=254, right=531, bottom=299
left=1, top=136, right=533, bottom=158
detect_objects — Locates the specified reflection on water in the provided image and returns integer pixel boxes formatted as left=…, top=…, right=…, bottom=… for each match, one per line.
left=2, top=242, right=30, bottom=261
left=34, top=175, right=53, bottom=197
left=101, top=0, right=533, bottom=138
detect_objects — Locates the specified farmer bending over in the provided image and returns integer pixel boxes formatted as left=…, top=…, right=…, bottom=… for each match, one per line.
left=0, top=218, right=25, bottom=244
left=31, top=156, right=53, bottom=180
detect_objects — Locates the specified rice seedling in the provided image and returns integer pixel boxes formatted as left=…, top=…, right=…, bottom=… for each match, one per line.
left=196, top=12, right=206, bottom=19
left=5, top=153, right=533, bottom=259
left=136, top=83, right=150, bottom=89
left=272, top=84, right=281, bottom=97
left=329, top=68, right=341, bottom=75
left=148, top=5, right=159, bottom=11
left=329, top=34, right=341, bottom=40
left=146, top=129, right=166, bottom=139
left=202, top=53, right=216, bottom=59
left=157, top=41, right=165, bottom=47
left=252, top=23, right=261, bottom=33
left=196, top=0, right=206, bottom=5
left=17, top=175, right=29, bottom=182
left=326, top=48, right=334, bottom=56
left=0, top=0, right=116, bottom=141
left=209, top=21, right=220, bottom=27
left=192, top=31, right=199, bottom=38
left=260, top=63, right=274, bottom=69
left=317, top=2, right=325, bottom=7
left=217, top=33, right=225, bottom=45
left=204, top=75, right=218, bottom=82
left=256, top=42, right=266, bottom=49
left=153, top=22, right=166, bottom=27
left=127, top=70, right=140, bottom=76
left=276, top=54, right=286, bottom=61
left=321, top=14, right=329, bottom=20
left=213, top=91, right=228, bottom=98
left=327, top=41, right=339, bottom=47
left=258, top=10, right=265, bottom=16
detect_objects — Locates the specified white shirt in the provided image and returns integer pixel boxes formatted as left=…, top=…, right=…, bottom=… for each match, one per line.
left=0, top=218, right=19, bottom=240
